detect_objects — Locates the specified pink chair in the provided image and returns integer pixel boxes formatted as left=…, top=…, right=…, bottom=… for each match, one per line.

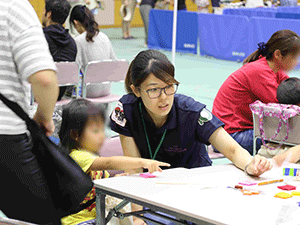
left=55, top=61, right=80, bottom=106
left=81, top=59, right=129, bottom=104
left=99, top=136, right=124, bottom=177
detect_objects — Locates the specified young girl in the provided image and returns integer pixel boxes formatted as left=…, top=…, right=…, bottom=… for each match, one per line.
left=212, top=29, right=300, bottom=155
left=109, top=49, right=272, bottom=225
left=70, top=5, right=116, bottom=98
left=59, top=98, right=170, bottom=225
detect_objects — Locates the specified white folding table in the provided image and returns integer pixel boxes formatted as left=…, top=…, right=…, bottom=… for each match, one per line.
left=94, top=164, right=300, bottom=225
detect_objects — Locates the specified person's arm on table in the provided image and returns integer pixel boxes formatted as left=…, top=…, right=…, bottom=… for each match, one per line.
left=28, top=69, right=59, bottom=136
left=90, top=155, right=169, bottom=173
left=120, top=134, right=148, bottom=225
left=273, top=145, right=300, bottom=166
left=209, top=127, right=272, bottom=176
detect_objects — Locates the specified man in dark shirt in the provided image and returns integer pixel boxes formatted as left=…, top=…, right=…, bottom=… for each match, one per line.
left=42, top=0, right=77, bottom=100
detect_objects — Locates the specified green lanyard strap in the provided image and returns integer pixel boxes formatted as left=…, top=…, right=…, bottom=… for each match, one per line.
left=139, top=102, right=167, bottom=160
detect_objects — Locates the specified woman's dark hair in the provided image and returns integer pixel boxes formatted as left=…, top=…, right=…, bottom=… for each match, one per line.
left=277, top=77, right=300, bottom=105
left=243, top=30, right=300, bottom=64
left=125, top=50, right=179, bottom=94
left=59, top=98, right=106, bottom=151
left=70, top=5, right=99, bottom=42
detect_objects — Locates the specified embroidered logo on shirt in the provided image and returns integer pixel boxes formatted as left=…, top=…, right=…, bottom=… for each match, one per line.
left=198, top=108, right=212, bottom=126
left=165, top=146, right=187, bottom=152
left=111, top=101, right=126, bottom=127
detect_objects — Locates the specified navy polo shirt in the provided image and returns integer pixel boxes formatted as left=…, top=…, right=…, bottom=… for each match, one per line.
left=110, top=94, right=224, bottom=169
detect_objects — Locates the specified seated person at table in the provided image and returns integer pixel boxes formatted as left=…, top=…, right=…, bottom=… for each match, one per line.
left=212, top=30, right=300, bottom=155
left=59, top=98, right=170, bottom=225
left=258, top=77, right=300, bottom=166
left=70, top=5, right=116, bottom=98
left=109, top=49, right=272, bottom=225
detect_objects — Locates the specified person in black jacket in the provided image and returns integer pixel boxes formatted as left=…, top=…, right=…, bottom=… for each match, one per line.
left=42, top=0, right=77, bottom=100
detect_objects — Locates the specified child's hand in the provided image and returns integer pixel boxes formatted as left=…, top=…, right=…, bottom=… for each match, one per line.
left=245, top=155, right=272, bottom=176
left=114, top=173, right=129, bottom=177
left=141, top=159, right=170, bottom=173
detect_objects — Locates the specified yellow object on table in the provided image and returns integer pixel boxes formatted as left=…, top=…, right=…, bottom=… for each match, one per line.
left=291, top=191, right=300, bottom=196
left=274, top=192, right=293, bottom=199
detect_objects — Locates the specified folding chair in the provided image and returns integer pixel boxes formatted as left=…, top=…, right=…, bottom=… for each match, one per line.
left=252, top=106, right=300, bottom=155
left=81, top=59, right=129, bottom=104
left=55, top=61, right=80, bottom=106
left=30, top=61, right=80, bottom=106
left=99, top=136, right=124, bottom=177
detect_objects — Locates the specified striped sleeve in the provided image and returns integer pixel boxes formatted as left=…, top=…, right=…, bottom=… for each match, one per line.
left=8, top=0, right=56, bottom=81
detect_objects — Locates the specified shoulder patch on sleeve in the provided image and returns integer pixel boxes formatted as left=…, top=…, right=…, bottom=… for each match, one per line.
left=111, top=101, right=127, bottom=127
left=198, top=108, right=213, bottom=126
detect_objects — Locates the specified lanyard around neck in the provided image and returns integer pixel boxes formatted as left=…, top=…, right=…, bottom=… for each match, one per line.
left=139, top=102, right=167, bottom=160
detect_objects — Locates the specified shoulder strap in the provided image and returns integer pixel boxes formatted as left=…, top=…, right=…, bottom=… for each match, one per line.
left=0, top=93, right=30, bottom=123
left=0, top=92, right=96, bottom=217
left=66, top=198, right=96, bottom=216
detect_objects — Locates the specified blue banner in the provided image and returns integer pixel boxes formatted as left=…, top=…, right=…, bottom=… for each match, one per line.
left=198, top=13, right=250, bottom=62
left=277, top=6, right=300, bottom=13
left=275, top=12, right=300, bottom=19
left=148, top=9, right=198, bottom=54
left=249, top=17, right=300, bottom=52
left=223, top=8, right=276, bottom=18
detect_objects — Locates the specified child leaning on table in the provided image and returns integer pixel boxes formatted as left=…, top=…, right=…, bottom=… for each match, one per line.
left=258, top=77, right=300, bottom=166
left=59, top=98, right=170, bottom=225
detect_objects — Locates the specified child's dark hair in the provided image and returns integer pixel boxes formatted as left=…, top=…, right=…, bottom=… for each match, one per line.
left=277, top=77, right=300, bottom=105
left=125, top=50, right=180, bottom=94
left=243, top=30, right=300, bottom=64
left=59, top=98, right=106, bottom=150
left=70, top=5, right=99, bottom=42
left=45, top=0, right=71, bottom=25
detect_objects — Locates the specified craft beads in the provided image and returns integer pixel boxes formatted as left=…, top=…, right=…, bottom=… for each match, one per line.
left=283, top=168, right=299, bottom=176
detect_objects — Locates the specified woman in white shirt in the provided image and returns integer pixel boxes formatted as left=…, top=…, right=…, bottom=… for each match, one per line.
left=70, top=5, right=117, bottom=97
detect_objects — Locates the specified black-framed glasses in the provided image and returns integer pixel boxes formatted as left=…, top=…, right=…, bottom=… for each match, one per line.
left=142, top=84, right=179, bottom=99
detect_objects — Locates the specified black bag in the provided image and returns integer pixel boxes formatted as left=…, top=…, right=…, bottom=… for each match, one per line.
left=0, top=93, right=94, bottom=218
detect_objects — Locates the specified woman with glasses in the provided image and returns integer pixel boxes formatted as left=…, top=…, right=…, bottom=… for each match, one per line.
left=110, top=49, right=271, bottom=225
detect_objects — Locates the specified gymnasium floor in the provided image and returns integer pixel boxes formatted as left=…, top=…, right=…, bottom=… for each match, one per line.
left=102, top=26, right=300, bottom=165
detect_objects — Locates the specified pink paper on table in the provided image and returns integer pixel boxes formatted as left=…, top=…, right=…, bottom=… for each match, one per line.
left=238, top=181, right=257, bottom=186
left=277, top=184, right=296, bottom=191
left=139, top=173, right=157, bottom=178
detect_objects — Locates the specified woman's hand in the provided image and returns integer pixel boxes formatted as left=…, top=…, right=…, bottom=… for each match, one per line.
left=141, top=159, right=170, bottom=173
left=245, top=155, right=272, bottom=176
left=33, top=114, right=55, bottom=136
